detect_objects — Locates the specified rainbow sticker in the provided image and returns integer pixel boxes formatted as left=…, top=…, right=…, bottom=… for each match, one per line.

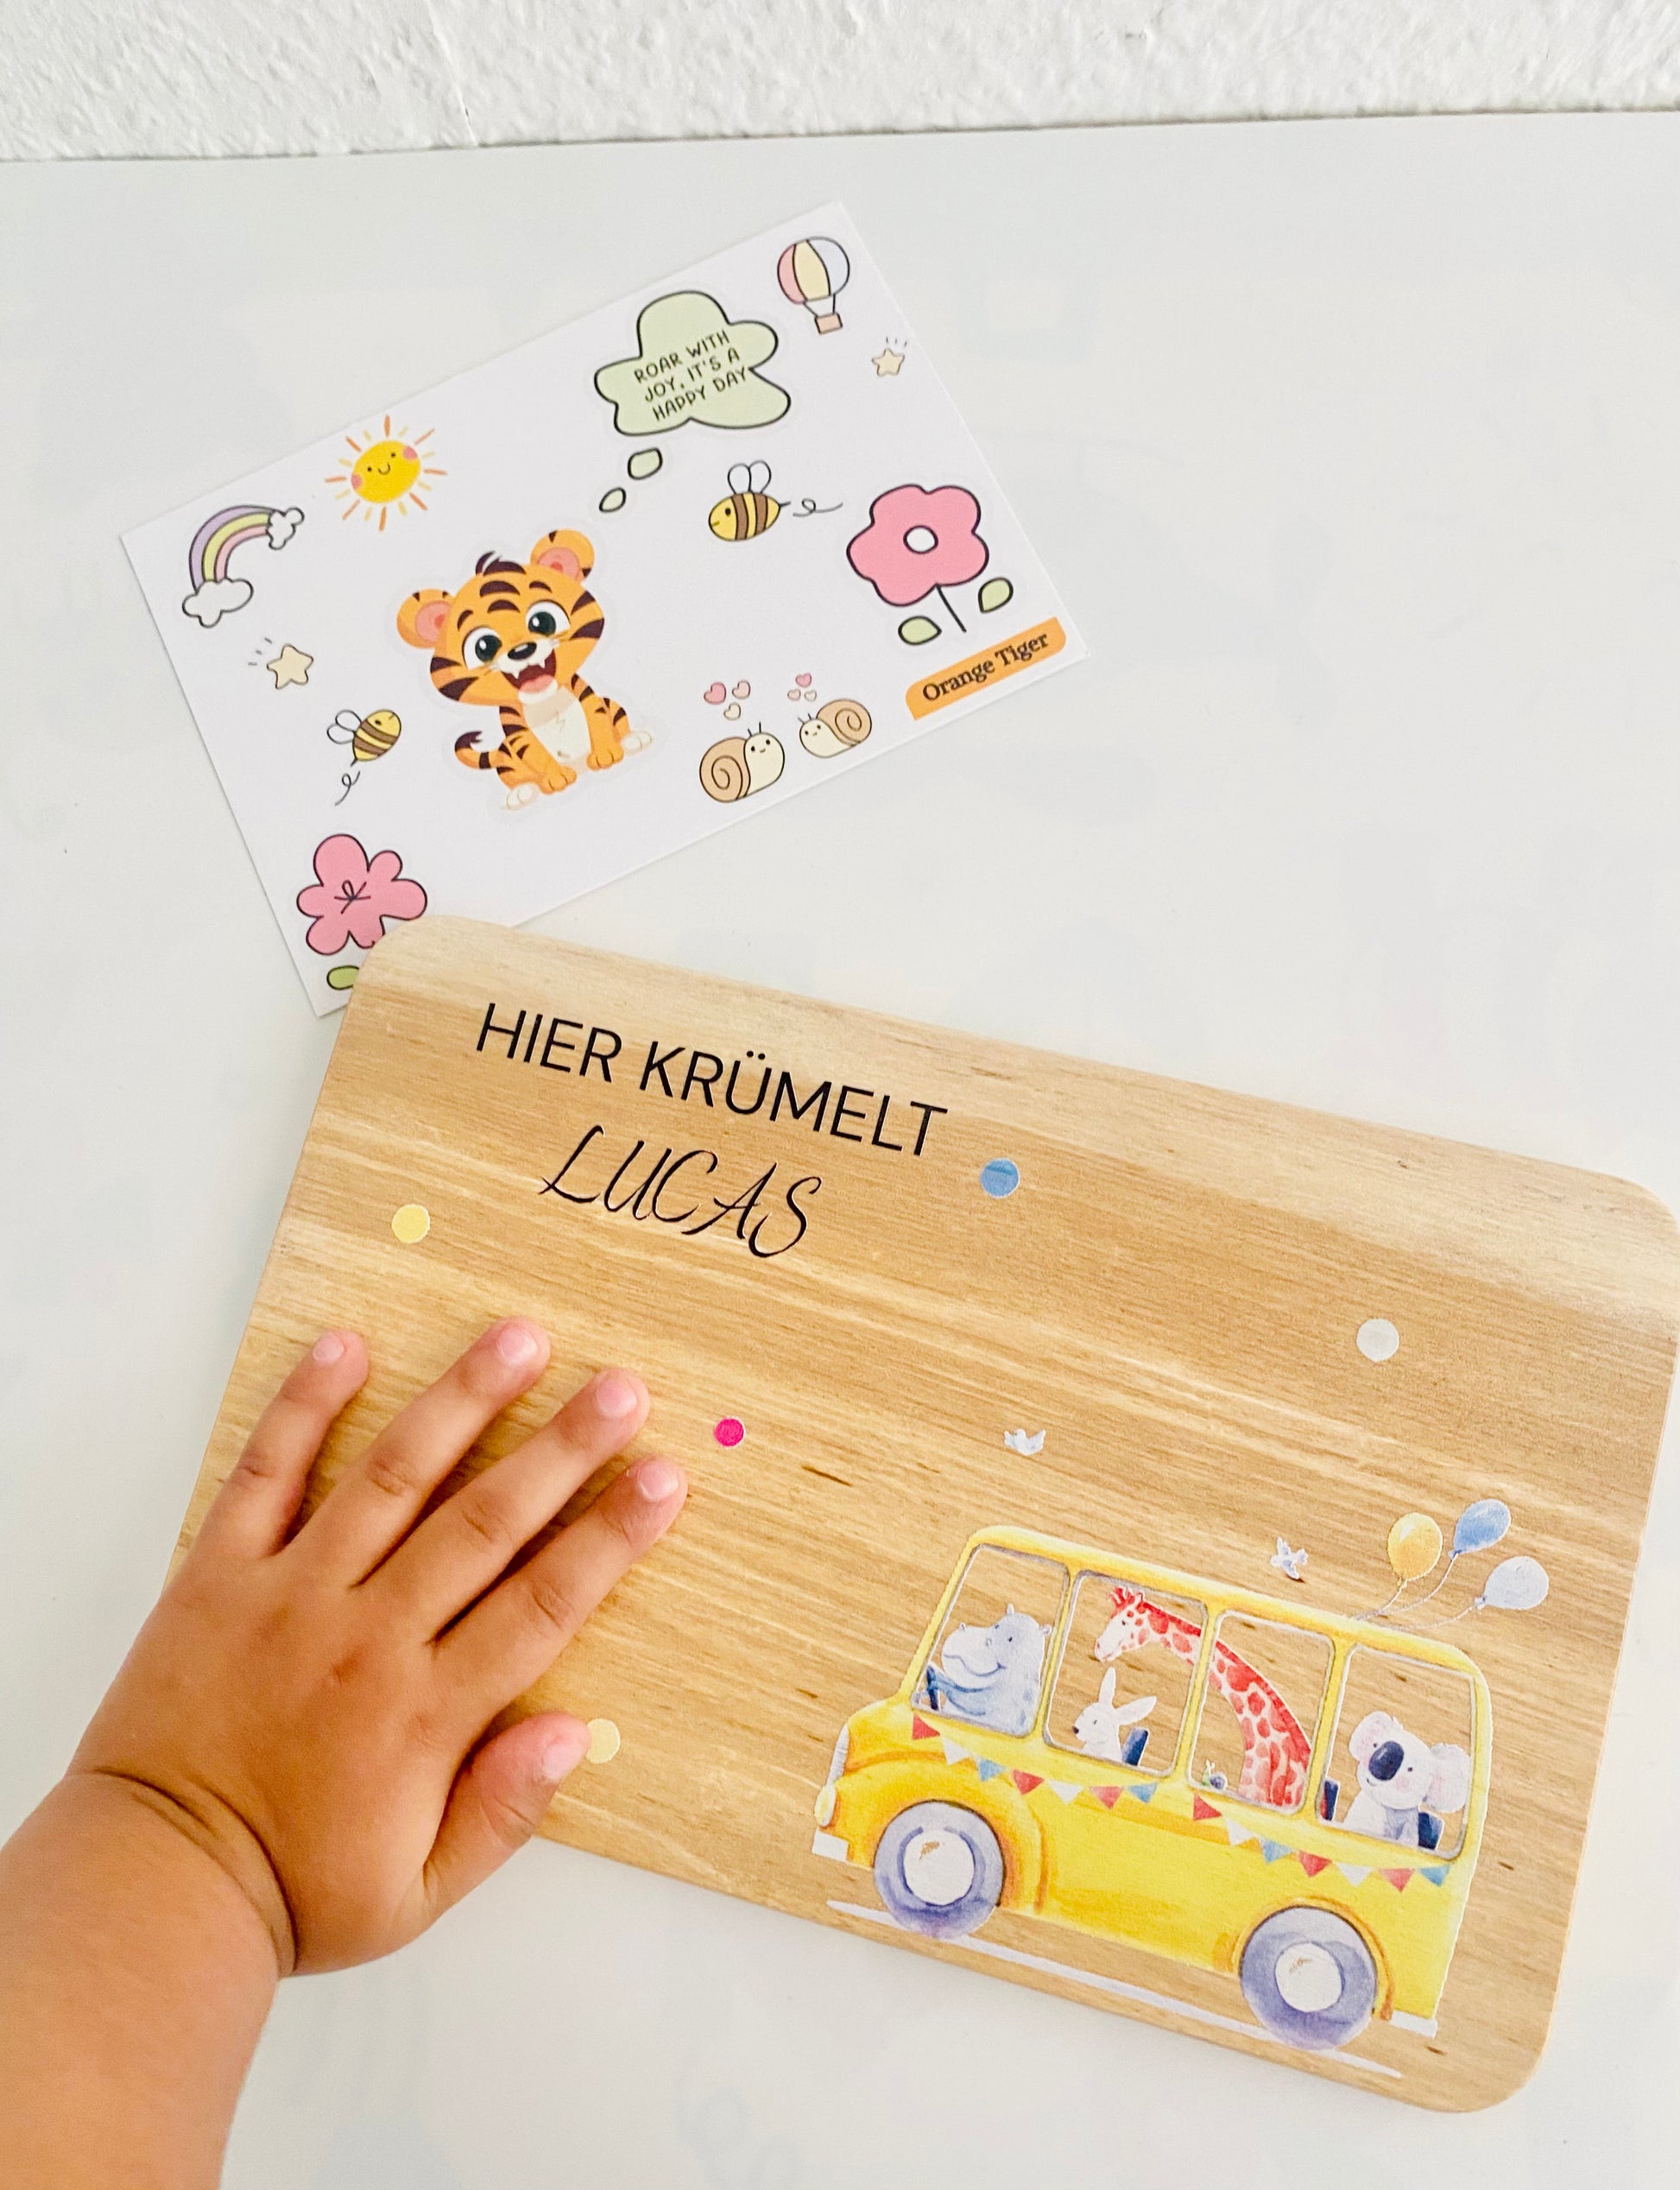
left=182, top=503, right=305, bottom=627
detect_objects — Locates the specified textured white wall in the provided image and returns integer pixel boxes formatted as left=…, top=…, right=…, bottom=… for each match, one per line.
left=3, top=0, right=1678, bottom=161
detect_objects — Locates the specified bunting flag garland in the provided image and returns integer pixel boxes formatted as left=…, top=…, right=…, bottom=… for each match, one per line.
left=895, top=1723, right=1443, bottom=1893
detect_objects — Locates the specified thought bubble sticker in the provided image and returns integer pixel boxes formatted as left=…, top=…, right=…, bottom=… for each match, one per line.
left=594, top=290, right=790, bottom=435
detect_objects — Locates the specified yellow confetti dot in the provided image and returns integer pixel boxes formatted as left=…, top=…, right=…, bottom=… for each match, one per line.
left=586, top=1718, right=621, bottom=1764
left=390, top=1204, right=430, bottom=1244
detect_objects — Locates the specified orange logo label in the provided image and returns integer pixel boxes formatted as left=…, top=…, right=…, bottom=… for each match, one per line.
left=905, top=618, right=1065, bottom=718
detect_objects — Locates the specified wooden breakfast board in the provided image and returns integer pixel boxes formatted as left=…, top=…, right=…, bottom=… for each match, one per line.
left=182, top=916, right=1679, bottom=2109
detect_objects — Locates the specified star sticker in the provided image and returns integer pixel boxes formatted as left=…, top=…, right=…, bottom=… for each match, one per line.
left=266, top=643, right=313, bottom=689
left=872, top=345, right=906, bottom=377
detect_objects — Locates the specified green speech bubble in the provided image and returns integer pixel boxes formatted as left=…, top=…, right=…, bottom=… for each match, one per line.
left=594, top=290, right=790, bottom=436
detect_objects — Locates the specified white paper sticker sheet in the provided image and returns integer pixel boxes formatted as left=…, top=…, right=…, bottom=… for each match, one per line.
left=124, top=206, right=1084, bottom=1011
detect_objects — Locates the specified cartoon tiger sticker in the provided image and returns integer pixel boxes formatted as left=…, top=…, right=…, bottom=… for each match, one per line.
left=396, top=529, right=651, bottom=807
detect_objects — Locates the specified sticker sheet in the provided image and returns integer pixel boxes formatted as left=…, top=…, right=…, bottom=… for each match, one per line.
left=123, top=207, right=1084, bottom=1011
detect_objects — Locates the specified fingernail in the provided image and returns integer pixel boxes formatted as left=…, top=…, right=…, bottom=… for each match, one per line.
left=312, top=1331, right=347, bottom=1365
left=494, top=1320, right=543, bottom=1367
left=593, top=1370, right=642, bottom=1419
left=633, top=1459, right=684, bottom=1503
left=540, top=1724, right=588, bottom=1779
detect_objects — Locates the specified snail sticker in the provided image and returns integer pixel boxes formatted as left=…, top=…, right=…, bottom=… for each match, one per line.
left=799, top=699, right=872, bottom=758
left=700, top=730, right=786, bottom=802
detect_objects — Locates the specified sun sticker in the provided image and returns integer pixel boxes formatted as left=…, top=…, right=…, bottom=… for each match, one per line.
left=326, top=417, right=445, bottom=529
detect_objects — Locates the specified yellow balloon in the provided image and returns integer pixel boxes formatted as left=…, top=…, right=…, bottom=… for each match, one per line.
left=1387, top=1512, right=1443, bottom=1582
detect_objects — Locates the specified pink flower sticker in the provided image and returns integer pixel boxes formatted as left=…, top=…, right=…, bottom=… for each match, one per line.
left=846, top=484, right=989, bottom=610
left=297, top=833, right=427, bottom=957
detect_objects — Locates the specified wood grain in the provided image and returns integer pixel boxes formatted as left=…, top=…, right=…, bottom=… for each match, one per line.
left=179, top=917, right=1680, bottom=2109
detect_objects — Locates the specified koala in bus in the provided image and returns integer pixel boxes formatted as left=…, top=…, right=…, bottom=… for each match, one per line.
left=1344, top=1711, right=1472, bottom=1850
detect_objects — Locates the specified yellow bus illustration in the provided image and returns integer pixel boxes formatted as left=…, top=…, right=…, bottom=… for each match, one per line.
left=812, top=1526, right=1493, bottom=2053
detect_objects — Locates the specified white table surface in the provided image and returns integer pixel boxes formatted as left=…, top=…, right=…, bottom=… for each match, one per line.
left=3, top=115, right=1678, bottom=2187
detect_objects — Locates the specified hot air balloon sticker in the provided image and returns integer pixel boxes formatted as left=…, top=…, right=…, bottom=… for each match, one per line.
left=777, top=235, right=850, bottom=336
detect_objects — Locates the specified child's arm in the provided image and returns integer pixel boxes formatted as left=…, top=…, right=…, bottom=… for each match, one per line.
left=0, top=1319, right=685, bottom=2189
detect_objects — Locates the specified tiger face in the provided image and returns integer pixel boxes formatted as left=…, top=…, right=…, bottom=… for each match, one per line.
left=396, top=530, right=605, bottom=713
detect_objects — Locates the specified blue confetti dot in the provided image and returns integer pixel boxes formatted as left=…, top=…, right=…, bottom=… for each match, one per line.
left=980, top=1158, right=1020, bottom=1199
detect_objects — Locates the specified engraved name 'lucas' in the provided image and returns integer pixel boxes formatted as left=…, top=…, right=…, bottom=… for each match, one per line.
left=396, top=530, right=651, bottom=807
left=539, top=1124, right=820, bottom=1260
left=474, top=1002, right=949, bottom=1159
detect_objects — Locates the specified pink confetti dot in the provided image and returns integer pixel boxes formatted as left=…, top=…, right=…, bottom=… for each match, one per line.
left=714, top=1416, right=745, bottom=1447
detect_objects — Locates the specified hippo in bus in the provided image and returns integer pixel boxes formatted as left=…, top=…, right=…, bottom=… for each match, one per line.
left=920, top=1605, right=1052, bottom=1737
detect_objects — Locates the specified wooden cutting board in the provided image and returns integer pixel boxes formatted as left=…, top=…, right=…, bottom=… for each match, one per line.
left=180, top=915, right=1679, bottom=2110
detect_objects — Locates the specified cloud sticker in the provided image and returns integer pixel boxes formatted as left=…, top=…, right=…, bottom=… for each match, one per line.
left=181, top=576, right=255, bottom=626
left=266, top=506, right=304, bottom=550
left=594, top=290, right=790, bottom=435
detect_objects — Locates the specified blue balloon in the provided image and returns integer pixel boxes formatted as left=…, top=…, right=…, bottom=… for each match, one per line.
left=1453, top=1498, right=1511, bottom=1555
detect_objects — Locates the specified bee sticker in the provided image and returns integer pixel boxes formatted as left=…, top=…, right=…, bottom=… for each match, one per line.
left=328, top=706, right=402, bottom=803
left=710, top=461, right=781, bottom=543
left=708, top=464, right=840, bottom=543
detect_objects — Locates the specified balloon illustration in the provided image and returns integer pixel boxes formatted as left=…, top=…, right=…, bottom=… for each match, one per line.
left=1386, top=1513, right=1443, bottom=1583
left=1452, top=1499, right=1511, bottom=1555
left=1478, top=1556, right=1550, bottom=1612
left=777, top=236, right=850, bottom=335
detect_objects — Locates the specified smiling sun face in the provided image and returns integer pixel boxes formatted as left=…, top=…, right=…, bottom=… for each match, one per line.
left=326, top=417, right=445, bottom=529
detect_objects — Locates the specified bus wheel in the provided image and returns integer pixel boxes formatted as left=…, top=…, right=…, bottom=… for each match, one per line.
left=873, top=1803, right=1004, bottom=1940
left=1240, top=1908, right=1379, bottom=2052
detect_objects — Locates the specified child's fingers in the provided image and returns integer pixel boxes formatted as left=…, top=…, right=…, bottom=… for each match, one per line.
left=370, top=1370, right=649, bottom=1636
left=416, top=1711, right=589, bottom=1924
left=194, top=1331, right=369, bottom=1560
left=298, top=1319, right=550, bottom=1584
left=435, top=1459, right=687, bottom=1715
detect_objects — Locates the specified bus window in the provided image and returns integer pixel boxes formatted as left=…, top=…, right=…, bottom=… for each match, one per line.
left=917, top=1546, right=1066, bottom=1738
left=1046, top=1573, right=1204, bottom=1775
left=1190, top=1614, right=1331, bottom=1813
left=1319, top=1648, right=1475, bottom=1858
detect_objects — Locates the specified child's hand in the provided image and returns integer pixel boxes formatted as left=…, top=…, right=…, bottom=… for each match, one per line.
left=66, top=1319, right=685, bottom=1975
